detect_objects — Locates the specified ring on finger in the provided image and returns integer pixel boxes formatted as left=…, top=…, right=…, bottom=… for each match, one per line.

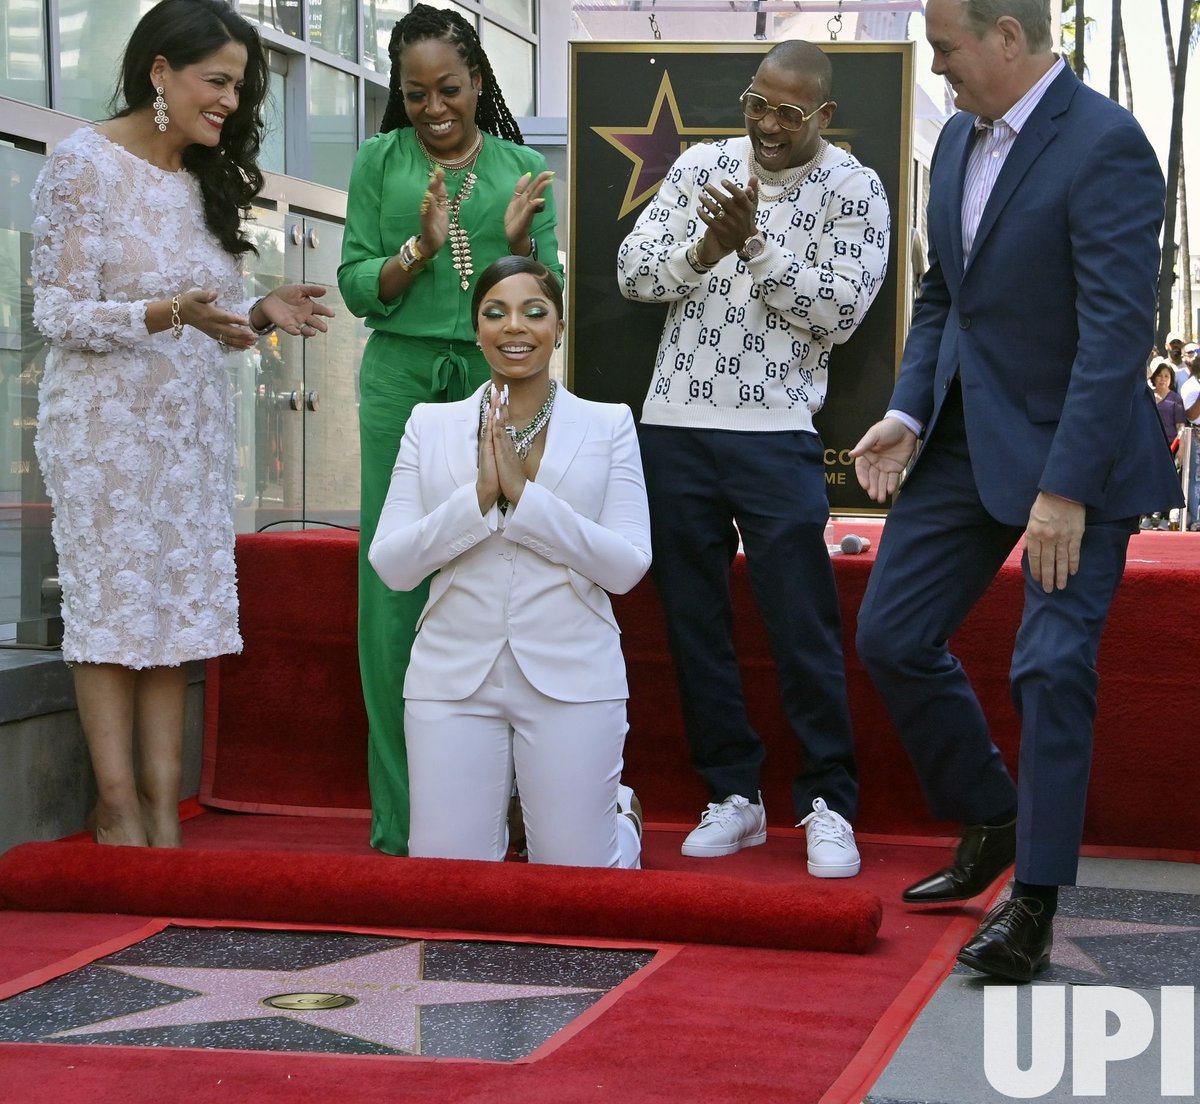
left=714, top=208, right=726, bottom=220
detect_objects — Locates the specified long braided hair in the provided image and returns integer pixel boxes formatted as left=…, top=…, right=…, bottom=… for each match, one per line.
left=379, top=4, right=524, bottom=144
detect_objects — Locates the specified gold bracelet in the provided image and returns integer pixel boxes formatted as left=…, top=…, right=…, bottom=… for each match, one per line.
left=170, top=295, right=183, bottom=340
left=685, top=242, right=717, bottom=275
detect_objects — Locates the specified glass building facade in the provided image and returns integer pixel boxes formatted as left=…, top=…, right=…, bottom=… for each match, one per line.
left=0, top=0, right=561, bottom=645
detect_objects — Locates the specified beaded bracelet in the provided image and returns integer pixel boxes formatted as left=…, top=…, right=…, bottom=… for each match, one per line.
left=170, top=295, right=183, bottom=340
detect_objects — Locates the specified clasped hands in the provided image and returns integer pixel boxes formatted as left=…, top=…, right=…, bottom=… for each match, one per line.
left=175, top=285, right=334, bottom=348
left=477, top=383, right=529, bottom=514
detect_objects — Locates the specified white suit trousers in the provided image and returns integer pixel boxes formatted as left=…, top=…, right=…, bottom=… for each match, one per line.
left=405, top=644, right=640, bottom=869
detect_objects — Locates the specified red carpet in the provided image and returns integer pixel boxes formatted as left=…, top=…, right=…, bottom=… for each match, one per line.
left=0, top=837, right=880, bottom=954
left=203, top=528, right=1200, bottom=849
left=8, top=529, right=1196, bottom=1102
left=0, top=817, right=985, bottom=1104
left=201, top=531, right=370, bottom=817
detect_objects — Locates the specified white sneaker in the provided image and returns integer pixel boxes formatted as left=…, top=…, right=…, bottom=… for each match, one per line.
left=681, top=793, right=767, bottom=857
left=798, top=797, right=860, bottom=878
left=616, top=783, right=643, bottom=869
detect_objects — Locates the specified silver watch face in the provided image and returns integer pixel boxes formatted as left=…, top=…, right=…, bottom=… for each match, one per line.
left=739, top=235, right=765, bottom=260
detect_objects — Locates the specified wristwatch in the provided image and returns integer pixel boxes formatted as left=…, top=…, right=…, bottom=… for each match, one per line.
left=737, top=233, right=766, bottom=262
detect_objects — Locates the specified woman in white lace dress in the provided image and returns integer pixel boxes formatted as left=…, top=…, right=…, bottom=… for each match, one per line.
left=32, top=0, right=333, bottom=848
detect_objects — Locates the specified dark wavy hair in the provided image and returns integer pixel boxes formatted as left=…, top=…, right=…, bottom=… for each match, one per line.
left=471, top=256, right=563, bottom=329
left=379, top=3, right=524, bottom=143
left=110, top=0, right=268, bottom=255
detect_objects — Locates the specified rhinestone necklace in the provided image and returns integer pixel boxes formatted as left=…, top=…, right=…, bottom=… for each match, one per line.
left=479, top=379, right=558, bottom=460
left=479, top=380, right=558, bottom=511
left=417, top=132, right=484, bottom=290
left=751, top=138, right=826, bottom=202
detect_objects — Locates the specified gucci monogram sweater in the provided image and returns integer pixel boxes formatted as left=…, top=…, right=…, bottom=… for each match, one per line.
left=617, top=135, right=890, bottom=433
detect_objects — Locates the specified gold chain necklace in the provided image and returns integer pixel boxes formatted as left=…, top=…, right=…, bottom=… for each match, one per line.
left=752, top=139, right=826, bottom=202
left=416, top=132, right=484, bottom=290
left=415, top=129, right=482, bottom=170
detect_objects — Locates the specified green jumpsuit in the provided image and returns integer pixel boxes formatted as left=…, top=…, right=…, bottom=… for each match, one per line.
left=338, top=126, right=561, bottom=854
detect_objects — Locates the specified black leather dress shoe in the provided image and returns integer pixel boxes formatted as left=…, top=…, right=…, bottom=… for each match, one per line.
left=902, top=817, right=1016, bottom=903
left=956, top=897, right=1053, bottom=982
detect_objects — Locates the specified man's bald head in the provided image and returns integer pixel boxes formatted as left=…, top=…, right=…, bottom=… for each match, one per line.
left=760, top=40, right=833, bottom=102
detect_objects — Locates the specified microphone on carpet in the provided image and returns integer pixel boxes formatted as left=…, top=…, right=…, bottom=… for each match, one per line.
left=840, top=534, right=871, bottom=555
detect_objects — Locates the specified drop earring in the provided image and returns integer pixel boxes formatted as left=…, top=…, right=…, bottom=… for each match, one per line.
left=153, top=86, right=169, bottom=131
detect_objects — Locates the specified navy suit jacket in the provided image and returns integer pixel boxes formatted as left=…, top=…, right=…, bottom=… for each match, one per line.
left=891, top=65, right=1182, bottom=525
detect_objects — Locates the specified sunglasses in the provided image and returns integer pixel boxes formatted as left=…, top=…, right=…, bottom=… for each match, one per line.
left=739, top=86, right=830, bottom=130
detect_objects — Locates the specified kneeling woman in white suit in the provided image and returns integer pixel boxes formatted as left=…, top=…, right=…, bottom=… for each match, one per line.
left=369, top=255, right=651, bottom=868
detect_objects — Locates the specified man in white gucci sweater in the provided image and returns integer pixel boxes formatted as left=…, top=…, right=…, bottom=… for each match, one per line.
left=617, top=39, right=890, bottom=876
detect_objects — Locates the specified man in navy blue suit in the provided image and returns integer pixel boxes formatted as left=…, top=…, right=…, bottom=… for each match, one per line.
left=851, top=0, right=1182, bottom=982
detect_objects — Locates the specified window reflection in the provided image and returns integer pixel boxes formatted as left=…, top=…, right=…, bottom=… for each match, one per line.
left=239, top=0, right=302, bottom=40
left=259, top=64, right=287, bottom=176
left=482, top=20, right=534, bottom=116
left=309, top=0, right=357, bottom=62
left=363, top=0, right=408, bottom=74
left=308, top=62, right=356, bottom=191
left=1, top=0, right=49, bottom=106
left=57, top=0, right=155, bottom=123
left=0, top=144, right=53, bottom=643
left=486, top=0, right=534, bottom=33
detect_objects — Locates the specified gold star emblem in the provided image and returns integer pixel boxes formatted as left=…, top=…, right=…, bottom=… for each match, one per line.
left=591, top=71, right=742, bottom=220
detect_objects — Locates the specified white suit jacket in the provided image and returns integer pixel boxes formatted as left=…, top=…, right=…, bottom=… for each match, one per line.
left=368, top=384, right=652, bottom=703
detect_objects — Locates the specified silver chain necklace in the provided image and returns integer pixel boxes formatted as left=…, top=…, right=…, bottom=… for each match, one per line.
left=479, top=379, right=557, bottom=459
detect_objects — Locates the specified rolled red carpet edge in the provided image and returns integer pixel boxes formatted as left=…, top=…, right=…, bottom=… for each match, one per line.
left=0, top=842, right=881, bottom=954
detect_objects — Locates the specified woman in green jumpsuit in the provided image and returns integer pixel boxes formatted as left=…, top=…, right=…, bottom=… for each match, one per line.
left=338, top=4, right=561, bottom=854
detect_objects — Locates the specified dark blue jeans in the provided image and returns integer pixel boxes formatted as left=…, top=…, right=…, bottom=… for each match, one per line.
left=639, top=423, right=858, bottom=822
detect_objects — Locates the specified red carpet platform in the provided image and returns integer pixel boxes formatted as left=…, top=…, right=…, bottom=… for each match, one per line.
left=202, top=526, right=1200, bottom=852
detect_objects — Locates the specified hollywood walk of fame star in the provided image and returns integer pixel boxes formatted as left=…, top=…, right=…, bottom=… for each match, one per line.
left=589, top=67, right=860, bottom=223
left=591, top=70, right=741, bottom=221
left=50, top=942, right=600, bottom=1053
left=1049, top=915, right=1200, bottom=977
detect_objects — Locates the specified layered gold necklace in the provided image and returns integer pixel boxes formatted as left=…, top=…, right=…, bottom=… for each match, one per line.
left=751, top=138, right=826, bottom=202
left=416, top=131, right=485, bottom=291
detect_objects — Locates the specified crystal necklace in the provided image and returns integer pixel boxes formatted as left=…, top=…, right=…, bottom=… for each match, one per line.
left=479, top=380, right=558, bottom=511
left=479, top=379, right=558, bottom=460
left=416, top=132, right=484, bottom=290
left=751, top=138, right=826, bottom=202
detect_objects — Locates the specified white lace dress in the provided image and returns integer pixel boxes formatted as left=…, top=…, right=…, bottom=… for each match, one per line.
left=32, top=127, right=244, bottom=668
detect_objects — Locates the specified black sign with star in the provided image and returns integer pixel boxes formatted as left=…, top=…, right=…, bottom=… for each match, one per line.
left=569, top=41, right=914, bottom=512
